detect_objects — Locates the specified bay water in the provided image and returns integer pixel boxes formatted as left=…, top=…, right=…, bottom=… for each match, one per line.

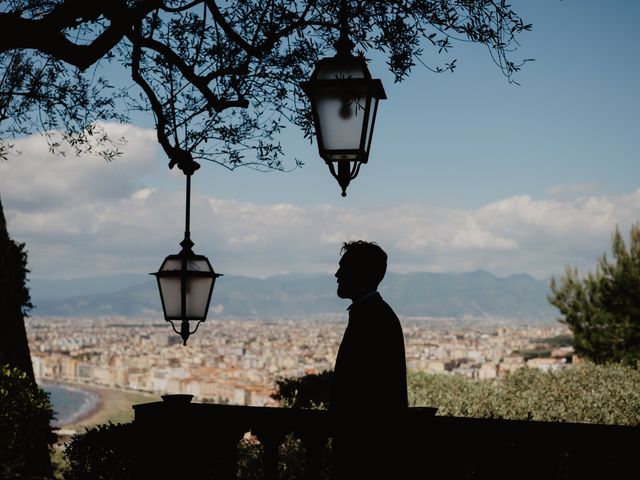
left=40, top=382, right=100, bottom=427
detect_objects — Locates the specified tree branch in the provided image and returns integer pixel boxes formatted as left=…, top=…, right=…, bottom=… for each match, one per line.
left=127, top=30, right=249, bottom=111
left=205, top=0, right=262, bottom=57
left=131, top=36, right=198, bottom=174
left=257, top=0, right=317, bottom=54
left=0, top=0, right=162, bottom=71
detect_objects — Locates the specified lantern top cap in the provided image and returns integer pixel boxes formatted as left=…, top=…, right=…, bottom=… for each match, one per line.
left=302, top=54, right=387, bottom=101
left=312, top=53, right=371, bottom=79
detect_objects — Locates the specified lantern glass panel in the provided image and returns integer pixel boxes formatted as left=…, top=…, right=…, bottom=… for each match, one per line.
left=163, top=258, right=182, bottom=270
left=159, top=275, right=182, bottom=318
left=185, top=276, right=214, bottom=318
left=187, top=258, right=210, bottom=272
left=315, top=84, right=369, bottom=155
left=364, top=96, right=380, bottom=155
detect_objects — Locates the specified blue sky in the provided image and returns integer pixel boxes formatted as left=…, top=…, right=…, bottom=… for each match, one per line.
left=1, top=0, right=639, bottom=284
left=192, top=0, right=640, bottom=208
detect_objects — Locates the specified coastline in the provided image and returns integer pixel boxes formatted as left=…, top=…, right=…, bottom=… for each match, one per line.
left=41, top=381, right=102, bottom=427
left=41, top=380, right=158, bottom=435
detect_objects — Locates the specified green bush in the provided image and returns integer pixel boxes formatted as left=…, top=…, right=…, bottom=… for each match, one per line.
left=409, top=362, right=640, bottom=425
left=272, top=370, right=333, bottom=409
left=0, top=364, right=56, bottom=477
left=408, top=369, right=499, bottom=418
left=63, top=422, right=137, bottom=480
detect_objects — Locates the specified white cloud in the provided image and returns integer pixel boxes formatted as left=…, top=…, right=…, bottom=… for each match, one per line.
left=1, top=128, right=639, bottom=281
left=0, top=123, right=159, bottom=212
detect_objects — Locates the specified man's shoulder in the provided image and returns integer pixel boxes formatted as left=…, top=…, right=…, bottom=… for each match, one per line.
left=372, top=292, right=396, bottom=311
left=360, top=293, right=400, bottom=322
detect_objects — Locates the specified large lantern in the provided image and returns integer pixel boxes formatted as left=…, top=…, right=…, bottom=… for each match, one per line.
left=301, top=20, right=386, bottom=197
left=152, top=159, right=222, bottom=345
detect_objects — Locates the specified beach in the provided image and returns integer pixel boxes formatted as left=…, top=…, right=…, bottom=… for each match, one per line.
left=43, top=382, right=101, bottom=427
left=47, top=381, right=158, bottom=435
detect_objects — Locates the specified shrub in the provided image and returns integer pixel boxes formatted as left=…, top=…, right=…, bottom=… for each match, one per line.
left=272, top=370, right=333, bottom=409
left=408, top=369, right=499, bottom=418
left=0, top=364, right=56, bottom=477
left=409, top=362, right=640, bottom=425
left=63, top=423, right=137, bottom=480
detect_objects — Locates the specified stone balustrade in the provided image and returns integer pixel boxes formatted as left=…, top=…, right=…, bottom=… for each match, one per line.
left=132, top=395, right=637, bottom=479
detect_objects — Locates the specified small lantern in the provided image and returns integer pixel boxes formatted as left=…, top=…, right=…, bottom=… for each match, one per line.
left=301, top=34, right=386, bottom=196
left=151, top=160, right=222, bottom=346
left=153, top=239, right=221, bottom=346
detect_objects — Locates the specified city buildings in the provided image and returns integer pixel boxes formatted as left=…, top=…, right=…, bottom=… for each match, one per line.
left=27, top=316, right=572, bottom=407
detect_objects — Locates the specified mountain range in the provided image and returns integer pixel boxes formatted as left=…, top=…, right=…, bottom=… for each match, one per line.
left=29, top=270, right=558, bottom=322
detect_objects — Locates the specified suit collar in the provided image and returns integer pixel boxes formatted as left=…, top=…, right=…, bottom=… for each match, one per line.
left=347, top=290, right=379, bottom=311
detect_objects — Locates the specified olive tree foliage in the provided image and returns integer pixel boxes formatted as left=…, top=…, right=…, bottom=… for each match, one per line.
left=0, top=0, right=532, bottom=173
left=548, top=223, right=640, bottom=365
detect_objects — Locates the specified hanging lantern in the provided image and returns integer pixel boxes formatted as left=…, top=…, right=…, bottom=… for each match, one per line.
left=301, top=22, right=386, bottom=196
left=153, top=239, right=221, bottom=346
left=152, top=160, right=222, bottom=346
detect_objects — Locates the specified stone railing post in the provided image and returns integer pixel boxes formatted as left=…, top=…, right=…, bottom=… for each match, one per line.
left=299, top=432, right=326, bottom=480
left=296, top=410, right=331, bottom=480
left=252, top=429, right=287, bottom=480
left=210, top=427, right=247, bottom=480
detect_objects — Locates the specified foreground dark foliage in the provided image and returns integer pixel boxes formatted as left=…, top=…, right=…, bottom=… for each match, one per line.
left=0, top=364, right=56, bottom=478
left=64, top=423, right=329, bottom=480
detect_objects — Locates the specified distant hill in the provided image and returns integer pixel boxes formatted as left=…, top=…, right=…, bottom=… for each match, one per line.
left=29, top=274, right=148, bottom=301
left=30, top=270, right=557, bottom=321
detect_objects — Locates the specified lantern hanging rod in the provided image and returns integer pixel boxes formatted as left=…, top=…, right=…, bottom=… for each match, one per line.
left=335, top=0, right=354, bottom=56
left=169, top=147, right=201, bottom=253
left=183, top=172, right=192, bottom=248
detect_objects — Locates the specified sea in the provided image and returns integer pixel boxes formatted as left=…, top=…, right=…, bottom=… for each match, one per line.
left=40, top=382, right=100, bottom=427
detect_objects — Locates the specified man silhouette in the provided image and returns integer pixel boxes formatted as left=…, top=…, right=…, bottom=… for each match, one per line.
left=330, top=241, right=408, bottom=479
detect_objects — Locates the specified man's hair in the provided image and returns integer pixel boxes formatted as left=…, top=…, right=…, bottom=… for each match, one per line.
left=340, top=240, right=388, bottom=287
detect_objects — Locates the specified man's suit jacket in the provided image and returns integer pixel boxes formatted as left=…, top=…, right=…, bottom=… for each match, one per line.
left=329, top=292, right=408, bottom=479
left=331, top=292, right=408, bottom=418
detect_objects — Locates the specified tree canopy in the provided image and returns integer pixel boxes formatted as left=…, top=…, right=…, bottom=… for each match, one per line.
left=548, top=223, right=640, bottom=365
left=0, top=0, right=531, bottom=172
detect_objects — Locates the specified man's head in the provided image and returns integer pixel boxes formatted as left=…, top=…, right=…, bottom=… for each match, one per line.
left=335, top=241, right=388, bottom=300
